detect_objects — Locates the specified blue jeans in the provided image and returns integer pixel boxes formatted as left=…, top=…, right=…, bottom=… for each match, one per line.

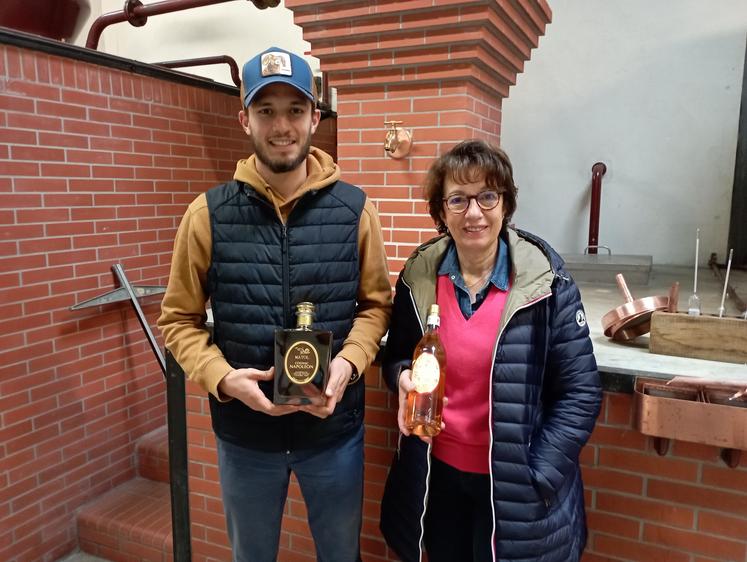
left=216, top=425, right=364, bottom=562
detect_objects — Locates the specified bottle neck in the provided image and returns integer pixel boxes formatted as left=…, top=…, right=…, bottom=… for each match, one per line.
left=296, top=311, right=313, bottom=330
left=425, top=315, right=440, bottom=333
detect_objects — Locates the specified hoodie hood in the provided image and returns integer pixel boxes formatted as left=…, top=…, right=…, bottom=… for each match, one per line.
left=233, top=146, right=341, bottom=222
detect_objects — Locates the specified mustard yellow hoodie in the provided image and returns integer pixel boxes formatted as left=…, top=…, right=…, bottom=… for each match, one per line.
left=158, top=147, right=392, bottom=399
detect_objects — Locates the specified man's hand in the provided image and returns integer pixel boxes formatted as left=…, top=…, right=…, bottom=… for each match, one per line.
left=299, top=356, right=353, bottom=419
left=218, top=367, right=298, bottom=416
left=397, top=368, right=446, bottom=444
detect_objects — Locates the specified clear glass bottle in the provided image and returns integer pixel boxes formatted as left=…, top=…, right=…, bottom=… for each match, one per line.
left=274, top=302, right=332, bottom=405
left=405, top=304, right=447, bottom=437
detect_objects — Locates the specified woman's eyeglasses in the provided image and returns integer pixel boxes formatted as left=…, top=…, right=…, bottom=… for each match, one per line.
left=443, top=190, right=502, bottom=213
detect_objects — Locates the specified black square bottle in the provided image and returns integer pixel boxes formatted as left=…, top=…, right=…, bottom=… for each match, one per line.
left=273, top=302, right=332, bottom=405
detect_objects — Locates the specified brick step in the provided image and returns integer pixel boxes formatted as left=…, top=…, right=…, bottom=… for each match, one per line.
left=77, top=478, right=173, bottom=562
left=137, top=426, right=169, bottom=483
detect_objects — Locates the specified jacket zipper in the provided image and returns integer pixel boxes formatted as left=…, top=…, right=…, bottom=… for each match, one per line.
left=280, top=191, right=317, bottom=328
left=244, top=187, right=293, bottom=328
left=406, top=270, right=555, bottom=561
left=487, top=289, right=553, bottom=561
left=401, top=276, right=430, bottom=562
left=281, top=223, right=291, bottom=327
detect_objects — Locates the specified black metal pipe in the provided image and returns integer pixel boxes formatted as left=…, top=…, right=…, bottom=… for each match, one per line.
left=166, top=351, right=192, bottom=562
left=157, top=55, right=240, bottom=86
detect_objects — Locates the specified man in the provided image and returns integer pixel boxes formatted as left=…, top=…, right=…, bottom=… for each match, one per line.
left=158, top=46, right=392, bottom=562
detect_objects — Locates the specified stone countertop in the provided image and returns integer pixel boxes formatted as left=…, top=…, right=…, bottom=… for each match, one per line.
left=578, top=265, right=747, bottom=383
left=204, top=265, right=747, bottom=386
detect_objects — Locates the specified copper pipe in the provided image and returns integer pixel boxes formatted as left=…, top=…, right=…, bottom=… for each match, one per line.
left=588, top=162, right=607, bottom=255
left=86, top=0, right=248, bottom=50
left=653, top=438, right=670, bottom=456
left=721, top=449, right=741, bottom=468
left=616, top=273, right=633, bottom=303
left=157, top=55, right=240, bottom=86
left=668, top=281, right=679, bottom=313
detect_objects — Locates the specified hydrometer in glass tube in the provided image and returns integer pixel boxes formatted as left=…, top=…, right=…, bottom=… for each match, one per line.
left=687, top=228, right=701, bottom=316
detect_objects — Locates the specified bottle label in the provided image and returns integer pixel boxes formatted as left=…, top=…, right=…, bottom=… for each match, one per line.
left=284, top=341, right=319, bottom=384
left=411, top=353, right=440, bottom=393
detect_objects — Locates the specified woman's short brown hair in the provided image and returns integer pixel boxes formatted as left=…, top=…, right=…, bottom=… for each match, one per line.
left=424, top=139, right=518, bottom=233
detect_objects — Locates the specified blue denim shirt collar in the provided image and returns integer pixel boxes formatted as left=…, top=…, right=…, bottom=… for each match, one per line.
left=438, top=235, right=510, bottom=292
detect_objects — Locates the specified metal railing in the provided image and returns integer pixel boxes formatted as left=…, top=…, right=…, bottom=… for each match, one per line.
left=71, top=264, right=191, bottom=561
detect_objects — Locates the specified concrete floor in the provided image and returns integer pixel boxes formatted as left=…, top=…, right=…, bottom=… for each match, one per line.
left=57, top=553, right=109, bottom=562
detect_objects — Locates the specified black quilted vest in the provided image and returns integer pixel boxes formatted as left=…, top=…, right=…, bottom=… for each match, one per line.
left=205, top=179, right=366, bottom=451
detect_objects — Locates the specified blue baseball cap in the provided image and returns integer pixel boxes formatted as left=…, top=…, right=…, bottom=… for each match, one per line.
left=241, top=47, right=316, bottom=108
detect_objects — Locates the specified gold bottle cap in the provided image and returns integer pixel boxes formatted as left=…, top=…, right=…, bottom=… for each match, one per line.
left=296, top=302, right=315, bottom=328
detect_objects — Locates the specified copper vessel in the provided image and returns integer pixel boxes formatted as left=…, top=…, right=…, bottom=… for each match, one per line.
left=601, top=274, right=669, bottom=341
left=634, top=377, right=747, bottom=467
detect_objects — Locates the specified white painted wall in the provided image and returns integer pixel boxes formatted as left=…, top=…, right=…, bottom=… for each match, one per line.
left=501, top=0, right=747, bottom=265
left=72, top=1, right=746, bottom=265
left=73, top=0, right=317, bottom=86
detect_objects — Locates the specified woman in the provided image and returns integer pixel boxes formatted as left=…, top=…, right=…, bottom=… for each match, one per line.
left=379, top=140, right=601, bottom=562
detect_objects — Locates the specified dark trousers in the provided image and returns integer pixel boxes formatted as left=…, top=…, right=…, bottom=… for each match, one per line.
left=424, top=456, right=493, bottom=562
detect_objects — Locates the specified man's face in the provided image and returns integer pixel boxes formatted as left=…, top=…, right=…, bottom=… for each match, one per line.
left=240, top=83, right=320, bottom=174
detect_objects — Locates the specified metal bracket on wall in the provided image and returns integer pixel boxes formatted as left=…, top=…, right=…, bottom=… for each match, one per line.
left=70, top=263, right=166, bottom=375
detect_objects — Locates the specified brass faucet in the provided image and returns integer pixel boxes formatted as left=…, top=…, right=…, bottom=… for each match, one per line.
left=384, top=121, right=403, bottom=153
left=384, top=120, right=412, bottom=159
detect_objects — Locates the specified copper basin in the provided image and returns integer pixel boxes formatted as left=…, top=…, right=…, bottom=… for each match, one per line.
left=634, top=377, right=747, bottom=450
left=601, top=274, right=669, bottom=340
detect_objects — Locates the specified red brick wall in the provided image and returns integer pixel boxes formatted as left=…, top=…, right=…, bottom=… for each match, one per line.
left=583, top=392, right=747, bottom=562
left=0, top=42, right=246, bottom=562
left=188, top=377, right=747, bottom=562
left=336, top=82, right=502, bottom=283
left=0, top=38, right=336, bottom=562
left=313, top=115, right=337, bottom=161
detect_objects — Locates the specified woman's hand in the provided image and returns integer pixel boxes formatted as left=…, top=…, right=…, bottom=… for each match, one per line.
left=397, top=368, right=447, bottom=444
left=397, top=368, right=415, bottom=436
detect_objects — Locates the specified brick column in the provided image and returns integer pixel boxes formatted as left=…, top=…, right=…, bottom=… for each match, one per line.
left=288, top=0, right=552, bottom=277
left=281, top=3, right=553, bottom=560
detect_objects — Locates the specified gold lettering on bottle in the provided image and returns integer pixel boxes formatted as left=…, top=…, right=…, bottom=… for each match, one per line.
left=284, top=340, right=319, bottom=384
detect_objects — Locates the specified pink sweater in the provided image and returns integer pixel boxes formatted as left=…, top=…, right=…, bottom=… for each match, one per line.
left=432, top=274, right=508, bottom=474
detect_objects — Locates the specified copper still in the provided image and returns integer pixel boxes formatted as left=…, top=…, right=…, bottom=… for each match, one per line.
left=602, top=274, right=669, bottom=341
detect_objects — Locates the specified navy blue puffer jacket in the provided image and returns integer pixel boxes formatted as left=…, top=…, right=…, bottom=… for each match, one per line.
left=379, top=229, right=601, bottom=562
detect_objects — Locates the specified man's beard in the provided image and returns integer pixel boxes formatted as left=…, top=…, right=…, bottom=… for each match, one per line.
left=254, top=133, right=312, bottom=174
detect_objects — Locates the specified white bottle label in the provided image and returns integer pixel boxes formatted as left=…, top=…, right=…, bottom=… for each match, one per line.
left=411, top=353, right=440, bottom=393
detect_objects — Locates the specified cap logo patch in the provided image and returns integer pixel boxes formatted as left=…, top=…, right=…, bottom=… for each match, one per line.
left=261, top=52, right=292, bottom=77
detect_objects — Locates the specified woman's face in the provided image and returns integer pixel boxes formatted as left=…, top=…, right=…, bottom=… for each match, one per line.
left=440, top=176, right=504, bottom=260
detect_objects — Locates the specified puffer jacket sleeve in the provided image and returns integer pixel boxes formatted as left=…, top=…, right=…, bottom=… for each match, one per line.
left=382, top=274, right=422, bottom=392
left=529, top=272, right=602, bottom=498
